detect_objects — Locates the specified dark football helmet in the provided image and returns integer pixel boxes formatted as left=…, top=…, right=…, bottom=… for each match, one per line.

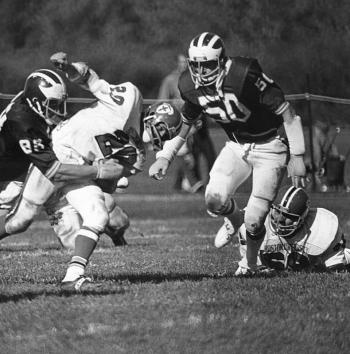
left=23, top=69, right=67, bottom=125
left=269, top=186, right=310, bottom=237
left=187, top=32, right=227, bottom=87
left=143, top=102, right=182, bottom=150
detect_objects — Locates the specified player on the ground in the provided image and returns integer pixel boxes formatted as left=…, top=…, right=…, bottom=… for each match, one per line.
left=149, top=32, right=307, bottom=275
left=0, top=69, right=125, bottom=241
left=228, top=186, right=350, bottom=274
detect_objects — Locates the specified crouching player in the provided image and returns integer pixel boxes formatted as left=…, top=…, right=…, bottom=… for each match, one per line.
left=216, top=186, right=350, bottom=274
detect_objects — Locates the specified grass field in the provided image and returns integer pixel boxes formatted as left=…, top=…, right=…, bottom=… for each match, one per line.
left=1, top=193, right=350, bottom=354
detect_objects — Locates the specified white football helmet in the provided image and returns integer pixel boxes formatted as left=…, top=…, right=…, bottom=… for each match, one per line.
left=187, top=32, right=226, bottom=87
left=23, top=69, right=67, bottom=125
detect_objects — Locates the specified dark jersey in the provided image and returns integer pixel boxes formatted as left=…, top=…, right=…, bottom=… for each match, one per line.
left=179, top=56, right=287, bottom=143
left=0, top=95, right=60, bottom=182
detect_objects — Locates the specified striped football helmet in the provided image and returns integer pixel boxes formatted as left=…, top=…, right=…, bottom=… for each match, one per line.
left=269, top=186, right=310, bottom=237
left=23, top=69, right=67, bottom=125
left=187, top=32, right=226, bottom=87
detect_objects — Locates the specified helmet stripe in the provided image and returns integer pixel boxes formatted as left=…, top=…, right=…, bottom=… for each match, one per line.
left=280, top=186, right=296, bottom=207
left=28, top=69, right=65, bottom=87
left=197, top=32, right=209, bottom=47
left=207, top=34, right=221, bottom=49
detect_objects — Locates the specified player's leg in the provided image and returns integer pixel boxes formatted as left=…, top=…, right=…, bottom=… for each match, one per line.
left=0, top=165, right=55, bottom=239
left=243, top=138, right=287, bottom=270
left=61, top=183, right=109, bottom=284
left=45, top=190, right=82, bottom=251
left=104, top=193, right=130, bottom=246
left=206, top=142, right=251, bottom=246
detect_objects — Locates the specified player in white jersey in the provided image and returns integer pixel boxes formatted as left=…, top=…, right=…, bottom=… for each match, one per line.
left=216, top=186, right=350, bottom=274
left=43, top=52, right=146, bottom=290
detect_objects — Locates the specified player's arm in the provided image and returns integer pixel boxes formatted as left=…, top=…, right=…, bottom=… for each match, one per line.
left=16, top=127, right=129, bottom=181
left=149, top=120, right=191, bottom=180
left=281, top=106, right=306, bottom=188
left=50, top=52, right=108, bottom=94
left=248, top=59, right=306, bottom=187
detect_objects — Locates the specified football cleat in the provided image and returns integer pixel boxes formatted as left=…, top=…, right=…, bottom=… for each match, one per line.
left=234, top=265, right=255, bottom=277
left=60, top=276, right=101, bottom=292
left=234, top=265, right=276, bottom=277
left=214, top=217, right=237, bottom=248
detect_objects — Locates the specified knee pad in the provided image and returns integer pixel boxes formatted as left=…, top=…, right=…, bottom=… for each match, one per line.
left=107, top=205, right=130, bottom=232
left=66, top=185, right=109, bottom=233
left=5, top=198, right=40, bottom=234
left=244, top=196, right=270, bottom=236
left=205, top=185, right=234, bottom=217
left=83, top=206, right=109, bottom=234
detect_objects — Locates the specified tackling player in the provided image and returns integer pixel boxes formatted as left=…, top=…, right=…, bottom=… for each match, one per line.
left=0, top=69, right=125, bottom=240
left=223, top=186, right=350, bottom=274
left=149, top=32, right=307, bottom=275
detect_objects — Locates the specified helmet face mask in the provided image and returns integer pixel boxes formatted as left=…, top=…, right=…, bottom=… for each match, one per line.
left=143, top=102, right=182, bottom=151
left=187, top=32, right=226, bottom=87
left=23, top=69, right=67, bottom=125
left=269, top=186, right=310, bottom=238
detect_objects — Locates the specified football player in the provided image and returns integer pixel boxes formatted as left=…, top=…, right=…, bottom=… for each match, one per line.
left=149, top=32, right=307, bottom=275
left=45, top=98, right=182, bottom=255
left=0, top=69, right=125, bottom=240
left=42, top=53, right=184, bottom=291
left=227, top=186, right=350, bottom=274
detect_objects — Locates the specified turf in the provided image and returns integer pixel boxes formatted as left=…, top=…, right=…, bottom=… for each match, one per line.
left=1, top=193, right=350, bottom=354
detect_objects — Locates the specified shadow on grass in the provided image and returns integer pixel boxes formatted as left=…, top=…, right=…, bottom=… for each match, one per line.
left=0, top=270, right=287, bottom=303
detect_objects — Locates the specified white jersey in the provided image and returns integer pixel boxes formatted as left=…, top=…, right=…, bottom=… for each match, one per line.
left=238, top=208, right=346, bottom=271
left=52, top=66, right=143, bottom=166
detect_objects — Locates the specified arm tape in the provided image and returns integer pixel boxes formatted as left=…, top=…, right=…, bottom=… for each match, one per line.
left=155, top=136, right=186, bottom=162
left=283, top=115, right=305, bottom=155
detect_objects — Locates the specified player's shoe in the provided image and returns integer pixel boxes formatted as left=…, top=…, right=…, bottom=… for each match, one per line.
left=60, top=276, right=101, bottom=292
left=234, top=265, right=276, bottom=277
left=214, top=217, right=237, bottom=248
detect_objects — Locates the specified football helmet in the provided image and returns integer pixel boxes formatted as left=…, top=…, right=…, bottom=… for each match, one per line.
left=269, top=186, right=310, bottom=237
left=143, top=102, right=182, bottom=150
left=23, top=69, right=67, bottom=125
left=187, top=32, right=226, bottom=87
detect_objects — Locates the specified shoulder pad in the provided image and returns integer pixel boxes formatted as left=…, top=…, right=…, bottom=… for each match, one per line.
left=225, top=56, right=258, bottom=96
left=299, top=208, right=339, bottom=255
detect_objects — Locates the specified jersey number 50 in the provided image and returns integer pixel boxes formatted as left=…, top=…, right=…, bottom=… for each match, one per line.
left=198, top=93, right=251, bottom=123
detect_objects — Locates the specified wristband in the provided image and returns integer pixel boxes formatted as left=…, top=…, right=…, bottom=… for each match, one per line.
left=155, top=136, right=186, bottom=162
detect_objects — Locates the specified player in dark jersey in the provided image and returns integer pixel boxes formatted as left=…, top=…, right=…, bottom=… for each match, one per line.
left=149, top=32, right=306, bottom=274
left=0, top=69, right=129, bottom=240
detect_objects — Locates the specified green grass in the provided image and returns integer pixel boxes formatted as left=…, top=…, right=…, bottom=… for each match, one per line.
left=1, top=193, right=350, bottom=354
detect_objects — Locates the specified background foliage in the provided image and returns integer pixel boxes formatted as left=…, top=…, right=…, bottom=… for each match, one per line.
left=0, top=0, right=350, bottom=101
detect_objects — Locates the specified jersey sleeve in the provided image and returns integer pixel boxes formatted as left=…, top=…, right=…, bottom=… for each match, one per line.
left=9, top=118, right=60, bottom=178
left=245, top=59, right=288, bottom=115
left=178, top=72, right=203, bottom=124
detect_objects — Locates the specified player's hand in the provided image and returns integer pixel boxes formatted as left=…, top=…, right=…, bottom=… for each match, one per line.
left=287, top=154, right=307, bottom=188
left=95, top=159, right=127, bottom=180
left=149, top=157, right=170, bottom=180
left=50, top=52, right=68, bottom=71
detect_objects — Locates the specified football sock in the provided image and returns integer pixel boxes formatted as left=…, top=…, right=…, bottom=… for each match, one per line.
left=246, top=227, right=266, bottom=269
left=225, top=200, right=244, bottom=230
left=62, top=229, right=99, bottom=282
